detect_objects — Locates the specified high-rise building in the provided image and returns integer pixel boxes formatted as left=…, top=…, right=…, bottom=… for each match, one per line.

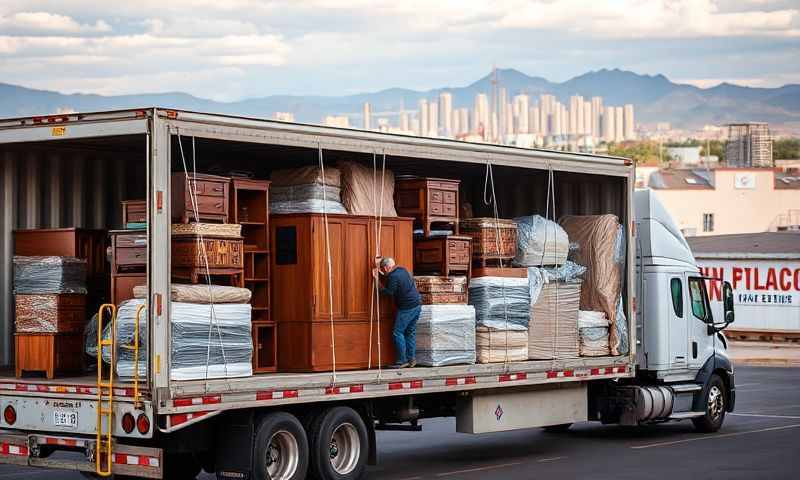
left=530, top=106, right=540, bottom=135
left=569, top=95, right=583, bottom=135
left=459, top=108, right=469, bottom=135
left=514, top=95, right=530, bottom=133
left=439, top=92, right=453, bottom=135
left=623, top=104, right=635, bottom=140
left=505, top=108, right=514, bottom=138
left=591, top=97, right=603, bottom=139
left=603, top=106, right=615, bottom=142
left=475, top=93, right=489, bottom=138
left=399, top=111, right=410, bottom=132
left=362, top=102, right=371, bottom=130
left=428, top=102, right=439, bottom=136
left=418, top=99, right=429, bottom=137
left=552, top=104, right=562, bottom=136
left=726, top=122, right=773, bottom=167
left=583, top=101, right=592, bottom=136
left=614, top=106, right=624, bottom=142
left=452, top=110, right=460, bottom=136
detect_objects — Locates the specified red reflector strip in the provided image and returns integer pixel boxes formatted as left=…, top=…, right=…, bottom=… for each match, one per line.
left=605, top=367, right=615, bottom=374
left=325, top=385, right=364, bottom=395
left=43, top=437, right=80, bottom=447
left=590, top=368, right=600, bottom=375
left=445, top=376, right=477, bottom=386
left=499, top=373, right=527, bottom=382
left=174, top=395, right=222, bottom=407
left=388, top=380, right=423, bottom=390
left=113, top=453, right=160, bottom=467
left=169, top=411, right=210, bottom=428
left=256, top=390, right=299, bottom=401
left=0, top=443, right=29, bottom=456
left=616, top=366, right=627, bottom=373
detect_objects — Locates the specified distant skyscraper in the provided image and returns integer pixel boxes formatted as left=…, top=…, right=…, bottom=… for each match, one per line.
left=439, top=92, right=453, bottom=135
left=603, top=106, right=615, bottom=142
left=591, top=97, right=603, bottom=139
left=452, top=110, right=460, bottom=136
left=459, top=108, right=469, bottom=135
left=419, top=99, right=429, bottom=137
left=530, top=106, right=540, bottom=135
left=614, top=106, right=624, bottom=142
left=362, top=102, right=371, bottom=130
left=428, top=102, right=439, bottom=136
left=399, top=111, right=410, bottom=132
left=623, top=104, right=635, bottom=140
left=552, top=104, right=562, bottom=136
left=475, top=93, right=489, bottom=138
left=583, top=101, right=592, bottom=136
left=514, top=95, right=530, bottom=133
left=569, top=95, right=583, bottom=135
left=505, top=108, right=514, bottom=137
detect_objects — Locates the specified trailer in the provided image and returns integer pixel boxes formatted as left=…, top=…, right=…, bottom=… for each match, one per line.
left=0, top=108, right=735, bottom=480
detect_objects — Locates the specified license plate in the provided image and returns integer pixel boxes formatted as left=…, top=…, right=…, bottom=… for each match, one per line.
left=53, top=410, right=78, bottom=428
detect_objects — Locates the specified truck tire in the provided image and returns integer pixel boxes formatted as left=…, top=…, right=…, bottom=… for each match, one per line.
left=308, top=406, right=369, bottom=480
left=692, top=374, right=726, bottom=433
left=252, top=411, right=309, bottom=480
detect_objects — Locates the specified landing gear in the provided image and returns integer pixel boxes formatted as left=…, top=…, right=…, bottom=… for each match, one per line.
left=253, top=412, right=309, bottom=480
left=692, top=374, right=726, bottom=433
left=308, top=406, right=369, bottom=480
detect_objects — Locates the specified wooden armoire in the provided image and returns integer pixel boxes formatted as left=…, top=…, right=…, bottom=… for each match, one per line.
left=271, top=213, right=413, bottom=372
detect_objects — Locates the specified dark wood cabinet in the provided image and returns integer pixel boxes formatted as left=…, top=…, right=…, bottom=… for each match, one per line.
left=171, top=173, right=230, bottom=223
left=271, top=213, right=413, bottom=372
left=413, top=235, right=472, bottom=277
left=15, top=333, right=83, bottom=379
left=395, top=177, right=460, bottom=237
left=121, top=200, right=146, bottom=227
left=109, top=230, right=147, bottom=305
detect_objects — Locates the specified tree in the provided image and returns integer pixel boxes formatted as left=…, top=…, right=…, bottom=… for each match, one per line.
left=700, top=140, right=725, bottom=163
left=773, top=138, right=800, bottom=160
left=606, top=141, right=670, bottom=165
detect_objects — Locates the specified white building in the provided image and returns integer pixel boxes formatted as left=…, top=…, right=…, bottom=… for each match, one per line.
left=603, top=106, right=615, bottom=142
left=614, top=106, right=624, bottom=142
left=428, top=102, right=439, bottom=136
left=591, top=96, right=603, bottom=138
left=623, top=103, right=636, bottom=140
left=418, top=99, right=429, bottom=137
left=362, top=102, right=371, bottom=130
left=439, top=92, right=453, bottom=136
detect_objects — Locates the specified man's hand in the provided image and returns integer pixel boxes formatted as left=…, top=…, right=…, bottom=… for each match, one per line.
left=372, top=268, right=380, bottom=280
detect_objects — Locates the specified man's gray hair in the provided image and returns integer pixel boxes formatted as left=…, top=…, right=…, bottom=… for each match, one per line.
left=379, top=257, right=395, bottom=268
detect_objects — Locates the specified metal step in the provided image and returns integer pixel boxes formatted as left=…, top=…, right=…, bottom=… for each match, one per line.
left=670, top=383, right=702, bottom=393
left=668, top=411, right=705, bottom=420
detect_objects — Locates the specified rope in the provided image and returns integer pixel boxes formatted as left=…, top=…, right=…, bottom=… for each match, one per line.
left=483, top=159, right=510, bottom=369
left=176, top=132, right=230, bottom=393
left=318, top=142, right=337, bottom=385
left=368, top=150, right=387, bottom=377
left=541, top=165, right=559, bottom=369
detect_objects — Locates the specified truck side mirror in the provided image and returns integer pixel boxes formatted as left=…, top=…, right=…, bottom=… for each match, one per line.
left=722, top=281, right=735, bottom=324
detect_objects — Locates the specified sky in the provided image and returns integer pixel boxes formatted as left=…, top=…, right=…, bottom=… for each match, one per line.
left=0, top=0, right=799, bottom=102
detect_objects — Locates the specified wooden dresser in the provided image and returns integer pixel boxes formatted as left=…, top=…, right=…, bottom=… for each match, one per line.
left=271, top=213, right=413, bottom=372
left=395, top=177, right=460, bottom=237
left=171, top=173, right=230, bottom=223
left=109, top=230, right=147, bottom=305
left=413, top=235, right=472, bottom=277
left=121, top=200, right=146, bottom=228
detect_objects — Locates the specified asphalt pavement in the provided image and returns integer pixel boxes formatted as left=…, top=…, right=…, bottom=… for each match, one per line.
left=0, top=366, right=797, bottom=480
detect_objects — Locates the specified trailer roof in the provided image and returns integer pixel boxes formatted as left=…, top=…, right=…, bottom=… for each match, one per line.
left=0, top=107, right=631, bottom=167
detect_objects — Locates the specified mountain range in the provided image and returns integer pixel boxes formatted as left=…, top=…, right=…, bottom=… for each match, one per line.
left=1, top=68, right=799, bottom=131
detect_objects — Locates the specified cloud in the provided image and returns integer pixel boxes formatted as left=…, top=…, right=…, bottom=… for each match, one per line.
left=0, top=11, right=111, bottom=34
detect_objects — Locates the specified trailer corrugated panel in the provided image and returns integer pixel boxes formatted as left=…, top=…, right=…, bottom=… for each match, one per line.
left=0, top=143, right=145, bottom=365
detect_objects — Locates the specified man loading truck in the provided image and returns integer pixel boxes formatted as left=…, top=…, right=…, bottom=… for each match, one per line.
left=375, top=256, right=422, bottom=369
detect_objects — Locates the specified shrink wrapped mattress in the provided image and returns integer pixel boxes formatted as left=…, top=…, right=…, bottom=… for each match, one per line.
left=528, top=280, right=581, bottom=360
left=475, top=327, right=528, bottom=363
left=102, top=299, right=252, bottom=380
left=514, top=215, right=569, bottom=266
left=133, top=284, right=252, bottom=304
left=578, top=310, right=611, bottom=357
left=13, top=256, right=87, bottom=294
left=338, top=160, right=397, bottom=216
left=469, top=276, right=531, bottom=330
left=270, top=166, right=341, bottom=188
left=416, top=305, right=476, bottom=366
left=269, top=167, right=348, bottom=214
left=559, top=214, right=628, bottom=356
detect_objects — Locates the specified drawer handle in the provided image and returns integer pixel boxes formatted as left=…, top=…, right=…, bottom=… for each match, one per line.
left=213, top=186, right=224, bottom=192
left=215, top=203, right=223, bottom=208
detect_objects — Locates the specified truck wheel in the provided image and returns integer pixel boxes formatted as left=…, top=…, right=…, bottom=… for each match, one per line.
left=692, top=374, right=726, bottom=433
left=542, top=423, right=572, bottom=433
left=308, top=406, right=368, bottom=480
left=253, top=412, right=309, bottom=480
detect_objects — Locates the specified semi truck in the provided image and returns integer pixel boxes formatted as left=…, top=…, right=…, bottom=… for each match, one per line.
left=0, top=108, right=735, bottom=480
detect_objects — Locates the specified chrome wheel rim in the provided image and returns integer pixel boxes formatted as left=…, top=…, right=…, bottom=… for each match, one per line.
left=266, top=430, right=299, bottom=480
left=707, top=385, right=724, bottom=420
left=329, top=422, right=360, bottom=475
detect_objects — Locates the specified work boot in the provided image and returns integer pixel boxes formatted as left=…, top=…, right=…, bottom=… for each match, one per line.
left=408, top=359, right=417, bottom=368
left=388, top=362, right=409, bottom=369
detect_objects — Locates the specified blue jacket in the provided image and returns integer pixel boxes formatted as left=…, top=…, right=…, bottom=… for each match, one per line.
left=380, top=266, right=421, bottom=310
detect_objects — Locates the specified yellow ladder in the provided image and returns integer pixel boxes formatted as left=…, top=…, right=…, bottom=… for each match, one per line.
left=96, top=304, right=116, bottom=477
left=133, top=304, right=145, bottom=408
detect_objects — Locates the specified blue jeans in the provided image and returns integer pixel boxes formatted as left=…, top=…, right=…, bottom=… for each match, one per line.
left=393, top=306, right=421, bottom=364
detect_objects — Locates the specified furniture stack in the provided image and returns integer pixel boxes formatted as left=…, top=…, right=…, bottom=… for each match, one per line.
left=13, top=256, right=87, bottom=378
left=469, top=269, right=531, bottom=364
left=416, top=304, right=476, bottom=367
left=270, top=166, right=347, bottom=214
left=527, top=280, right=581, bottom=360
left=395, top=177, right=459, bottom=237
left=460, top=218, right=517, bottom=268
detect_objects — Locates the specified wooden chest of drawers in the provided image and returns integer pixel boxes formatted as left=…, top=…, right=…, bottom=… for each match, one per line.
left=15, top=333, right=83, bottom=379
left=15, top=294, right=87, bottom=333
left=171, top=173, right=230, bottom=223
left=110, top=230, right=147, bottom=305
left=395, top=177, right=460, bottom=237
left=413, top=235, right=472, bottom=277
left=122, top=199, right=146, bottom=227
left=172, top=235, right=244, bottom=287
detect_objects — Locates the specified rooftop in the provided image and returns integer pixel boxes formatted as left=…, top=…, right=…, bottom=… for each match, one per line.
left=648, top=169, right=713, bottom=190
left=688, top=232, right=800, bottom=258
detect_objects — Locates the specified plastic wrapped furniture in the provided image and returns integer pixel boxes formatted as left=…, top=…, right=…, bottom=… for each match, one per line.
left=416, top=305, right=476, bottom=366
left=475, top=327, right=528, bottom=363
left=338, top=160, right=398, bottom=216
left=15, top=294, right=86, bottom=333
left=468, top=276, right=531, bottom=330
left=13, top=256, right=87, bottom=294
left=102, top=299, right=253, bottom=381
left=270, top=166, right=341, bottom=188
left=578, top=310, right=611, bottom=357
left=270, top=199, right=348, bottom=215
left=559, top=214, right=628, bottom=356
left=133, top=284, right=252, bottom=304
left=270, top=184, right=348, bottom=214
left=514, top=215, right=569, bottom=267
left=528, top=280, right=581, bottom=360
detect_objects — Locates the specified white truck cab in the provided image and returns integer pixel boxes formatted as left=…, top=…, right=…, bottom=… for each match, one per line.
left=630, top=189, right=736, bottom=431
